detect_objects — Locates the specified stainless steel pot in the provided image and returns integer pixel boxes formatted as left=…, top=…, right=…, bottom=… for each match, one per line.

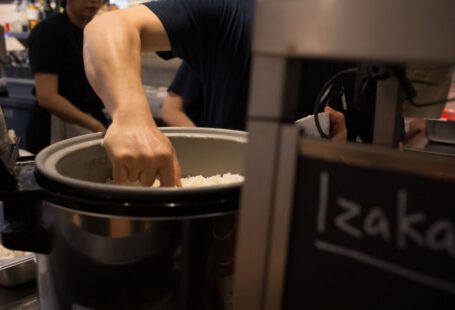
left=426, top=118, right=455, bottom=145
left=0, top=127, right=247, bottom=310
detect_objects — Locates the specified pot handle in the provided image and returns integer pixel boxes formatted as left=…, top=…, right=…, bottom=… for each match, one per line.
left=0, top=189, right=50, bottom=254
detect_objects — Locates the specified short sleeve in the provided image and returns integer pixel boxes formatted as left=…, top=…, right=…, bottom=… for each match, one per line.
left=27, top=21, right=60, bottom=74
left=144, top=0, right=224, bottom=64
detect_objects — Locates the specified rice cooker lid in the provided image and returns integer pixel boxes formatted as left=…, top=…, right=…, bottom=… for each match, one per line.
left=35, top=129, right=246, bottom=217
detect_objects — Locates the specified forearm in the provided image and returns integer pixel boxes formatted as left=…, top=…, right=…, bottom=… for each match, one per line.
left=161, top=103, right=196, bottom=127
left=84, top=10, right=154, bottom=127
left=162, top=110, right=196, bottom=127
left=161, top=93, right=197, bottom=127
left=82, top=6, right=180, bottom=187
left=38, top=94, right=103, bottom=131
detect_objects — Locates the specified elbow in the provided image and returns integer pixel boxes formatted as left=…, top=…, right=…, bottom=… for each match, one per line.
left=36, top=98, right=50, bottom=111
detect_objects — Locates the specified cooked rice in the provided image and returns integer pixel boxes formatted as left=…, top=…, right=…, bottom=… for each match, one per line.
left=107, top=173, right=244, bottom=188
left=0, top=244, right=30, bottom=259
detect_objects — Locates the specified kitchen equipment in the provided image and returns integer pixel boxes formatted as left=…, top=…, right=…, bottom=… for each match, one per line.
left=426, top=119, right=455, bottom=145
left=0, top=254, right=36, bottom=287
left=0, top=107, right=7, bottom=148
left=0, top=127, right=247, bottom=310
left=0, top=106, right=20, bottom=190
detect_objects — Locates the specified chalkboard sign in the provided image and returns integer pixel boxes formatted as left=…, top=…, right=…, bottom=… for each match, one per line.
left=284, top=152, right=455, bottom=309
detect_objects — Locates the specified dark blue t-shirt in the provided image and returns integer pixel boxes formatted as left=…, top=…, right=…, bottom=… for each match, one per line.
left=146, top=0, right=253, bottom=130
left=145, top=0, right=381, bottom=141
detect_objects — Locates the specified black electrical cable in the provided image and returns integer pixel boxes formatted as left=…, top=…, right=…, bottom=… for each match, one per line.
left=311, top=65, right=452, bottom=140
left=398, top=70, right=454, bottom=107
left=313, top=68, right=358, bottom=138
left=408, top=79, right=439, bottom=86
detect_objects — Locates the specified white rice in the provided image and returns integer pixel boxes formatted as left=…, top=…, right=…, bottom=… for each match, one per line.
left=0, top=244, right=30, bottom=259
left=107, top=173, right=244, bottom=188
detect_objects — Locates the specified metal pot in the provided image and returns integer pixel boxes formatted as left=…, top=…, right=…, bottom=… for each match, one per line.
left=0, top=127, right=247, bottom=310
left=426, top=118, right=455, bottom=145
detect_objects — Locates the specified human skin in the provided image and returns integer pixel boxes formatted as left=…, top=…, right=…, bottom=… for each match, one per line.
left=34, top=0, right=106, bottom=134
left=160, top=92, right=197, bottom=127
left=83, top=5, right=347, bottom=187
left=84, top=6, right=181, bottom=187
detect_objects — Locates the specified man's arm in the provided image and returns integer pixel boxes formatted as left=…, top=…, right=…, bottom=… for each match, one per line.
left=34, top=73, right=105, bottom=132
left=84, top=5, right=181, bottom=187
left=161, top=92, right=197, bottom=127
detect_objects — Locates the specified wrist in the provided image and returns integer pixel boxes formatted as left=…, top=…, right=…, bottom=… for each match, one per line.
left=111, top=98, right=155, bottom=125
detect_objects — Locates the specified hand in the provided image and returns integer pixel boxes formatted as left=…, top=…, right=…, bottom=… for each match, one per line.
left=324, top=106, right=347, bottom=141
left=90, top=118, right=107, bottom=133
left=103, top=118, right=182, bottom=187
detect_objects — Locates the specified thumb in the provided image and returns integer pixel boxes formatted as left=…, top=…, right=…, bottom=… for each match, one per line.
left=324, top=106, right=347, bottom=141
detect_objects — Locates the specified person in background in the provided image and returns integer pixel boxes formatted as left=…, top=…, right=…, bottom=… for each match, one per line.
left=26, top=0, right=108, bottom=154
left=160, top=61, right=205, bottom=127
left=163, top=61, right=349, bottom=142
left=83, top=0, right=349, bottom=187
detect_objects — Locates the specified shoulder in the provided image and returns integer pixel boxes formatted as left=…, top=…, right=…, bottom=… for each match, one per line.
left=29, top=14, right=66, bottom=41
left=143, top=0, right=246, bottom=46
left=144, top=0, right=234, bottom=24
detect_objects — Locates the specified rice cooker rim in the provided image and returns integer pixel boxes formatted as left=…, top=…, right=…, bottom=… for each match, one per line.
left=34, top=129, right=246, bottom=217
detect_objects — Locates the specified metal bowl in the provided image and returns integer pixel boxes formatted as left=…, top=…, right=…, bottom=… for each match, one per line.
left=426, top=119, right=455, bottom=145
left=0, top=254, right=36, bottom=287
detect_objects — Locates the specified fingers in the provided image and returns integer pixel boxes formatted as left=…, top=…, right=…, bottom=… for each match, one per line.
left=138, top=168, right=158, bottom=187
left=174, top=161, right=182, bottom=187
left=324, top=106, right=348, bottom=141
left=159, top=147, right=182, bottom=187
left=112, top=160, right=128, bottom=184
left=113, top=152, right=180, bottom=187
left=172, top=147, right=182, bottom=187
left=104, top=124, right=181, bottom=187
left=159, top=159, right=178, bottom=187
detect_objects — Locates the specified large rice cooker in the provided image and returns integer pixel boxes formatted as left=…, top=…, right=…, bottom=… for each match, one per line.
left=0, top=127, right=247, bottom=310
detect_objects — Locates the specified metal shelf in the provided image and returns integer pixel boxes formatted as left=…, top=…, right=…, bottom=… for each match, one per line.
left=5, top=32, right=30, bottom=41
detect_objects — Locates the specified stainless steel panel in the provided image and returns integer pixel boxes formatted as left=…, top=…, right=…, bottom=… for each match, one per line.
left=247, top=56, right=287, bottom=118
left=264, top=125, right=299, bottom=310
left=254, top=0, right=455, bottom=63
left=373, top=77, right=402, bottom=147
left=233, top=121, right=280, bottom=310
